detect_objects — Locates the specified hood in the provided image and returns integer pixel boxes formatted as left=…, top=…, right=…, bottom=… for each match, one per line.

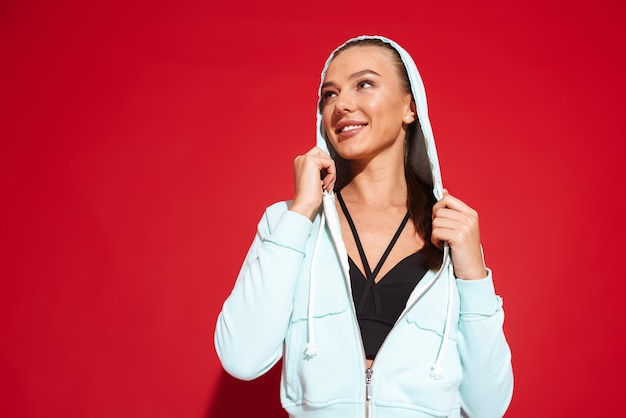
left=315, top=35, right=444, bottom=200
left=304, top=36, right=454, bottom=380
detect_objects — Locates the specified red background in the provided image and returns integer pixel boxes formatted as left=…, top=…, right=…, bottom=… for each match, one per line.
left=1, top=0, right=625, bottom=416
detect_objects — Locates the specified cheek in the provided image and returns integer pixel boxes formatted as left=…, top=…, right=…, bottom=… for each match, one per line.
left=363, top=91, right=387, bottom=112
left=374, top=98, right=406, bottom=127
left=363, top=99, right=385, bottom=126
left=321, top=109, right=334, bottom=135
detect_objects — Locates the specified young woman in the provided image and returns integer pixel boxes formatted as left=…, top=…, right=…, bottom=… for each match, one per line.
left=215, top=35, right=513, bottom=418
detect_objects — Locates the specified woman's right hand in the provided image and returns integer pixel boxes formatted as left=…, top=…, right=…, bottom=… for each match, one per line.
left=289, top=147, right=336, bottom=220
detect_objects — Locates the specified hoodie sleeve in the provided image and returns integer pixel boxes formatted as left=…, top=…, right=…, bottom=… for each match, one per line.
left=214, top=202, right=313, bottom=381
left=456, top=269, right=514, bottom=418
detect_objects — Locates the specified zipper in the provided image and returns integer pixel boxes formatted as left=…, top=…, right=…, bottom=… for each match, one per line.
left=324, top=193, right=445, bottom=417
left=365, top=367, right=373, bottom=418
left=323, top=193, right=373, bottom=415
left=361, top=268, right=444, bottom=418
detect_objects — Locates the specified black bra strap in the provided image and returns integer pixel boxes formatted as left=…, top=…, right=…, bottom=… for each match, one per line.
left=336, top=190, right=411, bottom=311
left=337, top=190, right=373, bottom=277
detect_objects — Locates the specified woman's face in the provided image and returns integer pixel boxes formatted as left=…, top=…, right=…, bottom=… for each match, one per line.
left=321, top=46, right=414, bottom=162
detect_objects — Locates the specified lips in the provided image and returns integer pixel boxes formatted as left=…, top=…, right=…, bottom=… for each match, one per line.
left=335, top=120, right=368, bottom=134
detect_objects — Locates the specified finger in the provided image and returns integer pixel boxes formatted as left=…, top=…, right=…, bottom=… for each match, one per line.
left=321, top=158, right=336, bottom=191
left=294, top=153, right=334, bottom=172
left=433, top=207, right=475, bottom=224
left=305, top=146, right=331, bottom=157
left=433, top=194, right=476, bottom=217
left=432, top=215, right=465, bottom=231
left=303, top=149, right=335, bottom=189
left=433, top=209, right=479, bottom=240
left=295, top=152, right=336, bottom=192
left=431, top=226, right=467, bottom=249
left=304, top=146, right=321, bottom=156
left=430, top=232, right=445, bottom=249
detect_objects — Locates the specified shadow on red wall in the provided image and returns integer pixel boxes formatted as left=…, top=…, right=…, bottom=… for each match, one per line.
left=207, top=362, right=285, bottom=418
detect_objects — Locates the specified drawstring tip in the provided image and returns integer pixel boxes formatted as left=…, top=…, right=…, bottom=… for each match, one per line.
left=304, top=343, right=318, bottom=358
left=430, top=365, right=443, bottom=380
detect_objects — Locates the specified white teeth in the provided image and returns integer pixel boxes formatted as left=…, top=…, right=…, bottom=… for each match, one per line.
left=341, top=125, right=364, bottom=132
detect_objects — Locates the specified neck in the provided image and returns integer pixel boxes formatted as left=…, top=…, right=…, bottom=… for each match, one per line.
left=341, top=152, right=407, bottom=210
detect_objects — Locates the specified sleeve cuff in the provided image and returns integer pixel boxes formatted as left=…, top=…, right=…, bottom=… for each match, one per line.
left=456, top=268, right=502, bottom=315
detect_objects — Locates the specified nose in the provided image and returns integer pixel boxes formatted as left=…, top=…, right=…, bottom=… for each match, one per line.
left=334, top=90, right=354, bottom=115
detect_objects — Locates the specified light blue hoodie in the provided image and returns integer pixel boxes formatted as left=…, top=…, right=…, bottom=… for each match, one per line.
left=214, top=35, right=513, bottom=417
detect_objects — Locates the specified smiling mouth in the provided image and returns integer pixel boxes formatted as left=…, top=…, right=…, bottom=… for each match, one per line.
left=336, top=123, right=368, bottom=134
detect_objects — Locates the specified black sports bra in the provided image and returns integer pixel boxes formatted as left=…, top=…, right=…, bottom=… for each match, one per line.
left=337, top=190, right=427, bottom=360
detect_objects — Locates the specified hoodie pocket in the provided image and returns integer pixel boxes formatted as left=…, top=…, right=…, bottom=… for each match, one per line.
left=404, top=271, right=459, bottom=339
left=283, top=258, right=355, bottom=404
left=375, top=316, right=463, bottom=415
left=289, top=248, right=351, bottom=322
left=283, top=309, right=361, bottom=406
left=371, top=273, right=463, bottom=413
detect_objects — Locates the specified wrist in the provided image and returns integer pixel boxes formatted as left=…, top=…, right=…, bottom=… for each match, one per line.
left=289, top=201, right=319, bottom=221
left=455, top=267, right=488, bottom=281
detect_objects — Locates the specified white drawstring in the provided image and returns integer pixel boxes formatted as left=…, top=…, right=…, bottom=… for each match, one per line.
left=303, top=192, right=455, bottom=379
left=304, top=210, right=326, bottom=358
left=430, top=245, right=454, bottom=380
left=402, top=244, right=453, bottom=379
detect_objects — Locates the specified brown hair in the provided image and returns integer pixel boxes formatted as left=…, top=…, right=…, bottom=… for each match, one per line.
left=332, top=38, right=443, bottom=270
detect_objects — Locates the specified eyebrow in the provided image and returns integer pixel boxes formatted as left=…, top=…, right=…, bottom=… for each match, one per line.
left=321, top=69, right=381, bottom=90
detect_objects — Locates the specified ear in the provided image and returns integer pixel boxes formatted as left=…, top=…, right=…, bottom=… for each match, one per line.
left=403, top=99, right=417, bottom=124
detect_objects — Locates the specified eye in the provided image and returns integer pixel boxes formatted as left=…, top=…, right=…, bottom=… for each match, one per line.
left=357, top=79, right=374, bottom=89
left=322, top=90, right=337, bottom=101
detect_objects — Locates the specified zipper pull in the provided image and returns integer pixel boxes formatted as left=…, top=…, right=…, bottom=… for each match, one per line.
left=365, top=367, right=373, bottom=401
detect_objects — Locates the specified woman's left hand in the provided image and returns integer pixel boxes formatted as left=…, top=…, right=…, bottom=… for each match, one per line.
left=431, top=189, right=488, bottom=280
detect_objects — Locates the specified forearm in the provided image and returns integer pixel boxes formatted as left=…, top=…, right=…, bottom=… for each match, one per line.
left=456, top=271, right=514, bottom=417
left=214, top=207, right=313, bottom=380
